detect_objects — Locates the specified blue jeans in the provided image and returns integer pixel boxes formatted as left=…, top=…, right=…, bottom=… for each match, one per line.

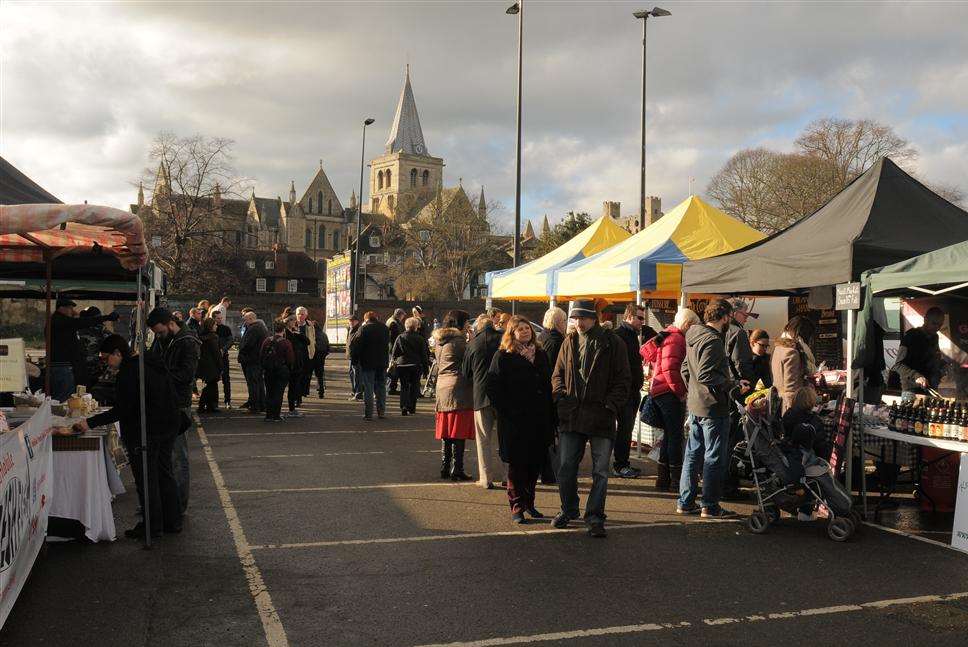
left=678, top=414, right=730, bottom=511
left=173, top=408, right=193, bottom=513
left=350, top=364, right=363, bottom=397
left=49, top=364, right=75, bottom=402
left=557, top=432, right=614, bottom=525
left=359, top=369, right=387, bottom=418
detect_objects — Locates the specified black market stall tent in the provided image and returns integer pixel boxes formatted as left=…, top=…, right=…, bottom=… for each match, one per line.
left=680, top=157, right=968, bottom=295
left=0, top=156, right=61, bottom=205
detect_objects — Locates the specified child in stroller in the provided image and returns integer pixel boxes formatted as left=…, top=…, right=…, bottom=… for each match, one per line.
left=735, top=388, right=860, bottom=541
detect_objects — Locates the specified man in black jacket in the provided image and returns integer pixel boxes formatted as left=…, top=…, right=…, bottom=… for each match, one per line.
left=211, top=309, right=234, bottom=409
left=75, top=335, right=182, bottom=539
left=350, top=311, right=390, bottom=420
left=386, top=308, right=406, bottom=394
left=346, top=315, right=363, bottom=401
left=238, top=310, right=268, bottom=413
left=613, top=304, right=647, bottom=478
left=462, top=314, right=506, bottom=489
left=147, top=307, right=200, bottom=514
left=46, top=297, right=120, bottom=400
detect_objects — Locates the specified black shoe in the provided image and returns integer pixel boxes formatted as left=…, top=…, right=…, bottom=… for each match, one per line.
left=354, top=394, right=363, bottom=401
left=124, top=523, right=162, bottom=539
left=240, top=401, right=251, bottom=409
left=317, top=392, right=325, bottom=398
left=587, top=523, right=607, bottom=538
left=388, top=389, right=400, bottom=395
left=451, top=471, right=473, bottom=482
left=440, top=467, right=451, bottom=479
left=363, top=416, right=374, bottom=422
left=511, top=511, right=527, bottom=524
left=378, top=413, right=386, bottom=419
left=401, top=410, right=409, bottom=416
left=526, top=507, right=544, bottom=519
left=552, top=512, right=571, bottom=529
left=485, top=482, right=495, bottom=490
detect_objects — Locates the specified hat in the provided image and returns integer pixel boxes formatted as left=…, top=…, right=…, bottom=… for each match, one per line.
left=55, top=297, right=76, bottom=308
left=413, top=305, right=423, bottom=314
left=729, top=298, right=759, bottom=319
left=568, top=299, right=597, bottom=319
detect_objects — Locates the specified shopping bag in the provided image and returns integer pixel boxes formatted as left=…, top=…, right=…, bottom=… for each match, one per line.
left=647, top=427, right=664, bottom=463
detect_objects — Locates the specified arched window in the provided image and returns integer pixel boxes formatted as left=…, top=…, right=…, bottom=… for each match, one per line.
left=388, top=195, right=395, bottom=210
left=385, top=169, right=392, bottom=188
left=308, top=197, right=313, bottom=212
left=327, top=199, right=333, bottom=215
left=410, top=168, right=417, bottom=188
left=332, top=230, right=340, bottom=249
left=422, top=170, right=429, bottom=187
left=317, top=190, right=323, bottom=213
left=305, top=228, right=312, bottom=248
left=377, top=171, right=384, bottom=190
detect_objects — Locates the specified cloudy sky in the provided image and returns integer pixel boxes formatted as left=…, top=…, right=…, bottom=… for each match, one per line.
left=2, top=1, right=967, bottom=231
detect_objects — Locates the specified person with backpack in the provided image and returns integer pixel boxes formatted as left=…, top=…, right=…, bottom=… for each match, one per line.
left=284, top=315, right=310, bottom=417
left=261, top=320, right=295, bottom=422
left=312, top=317, right=331, bottom=398
left=196, top=318, right=223, bottom=415
left=238, top=310, right=268, bottom=414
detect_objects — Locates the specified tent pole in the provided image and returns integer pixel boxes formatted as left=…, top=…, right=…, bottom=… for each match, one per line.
left=549, top=295, right=556, bottom=308
left=844, top=308, right=855, bottom=498
left=44, top=252, right=52, bottom=396
left=136, top=266, right=151, bottom=549
left=635, top=291, right=643, bottom=306
left=678, top=291, right=687, bottom=310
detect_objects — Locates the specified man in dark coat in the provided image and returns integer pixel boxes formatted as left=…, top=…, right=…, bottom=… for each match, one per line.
left=284, top=317, right=310, bottom=417
left=350, top=311, right=390, bottom=420
left=238, top=310, right=268, bottom=414
left=46, top=297, right=120, bottom=400
left=612, top=304, right=648, bottom=478
left=678, top=299, right=749, bottom=519
left=462, top=314, right=506, bottom=489
left=312, top=318, right=331, bottom=398
left=723, top=298, right=756, bottom=498
left=211, top=309, right=234, bottom=408
left=386, top=308, right=407, bottom=394
left=147, top=307, right=200, bottom=515
left=550, top=300, right=631, bottom=538
left=346, top=314, right=363, bottom=400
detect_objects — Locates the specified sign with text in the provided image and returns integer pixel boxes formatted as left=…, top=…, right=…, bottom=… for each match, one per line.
left=0, top=338, right=26, bottom=394
left=836, top=282, right=862, bottom=311
left=0, top=400, right=52, bottom=628
left=953, top=453, right=968, bottom=554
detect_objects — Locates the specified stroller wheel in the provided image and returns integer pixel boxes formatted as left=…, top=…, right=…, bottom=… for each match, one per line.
left=827, top=516, right=855, bottom=542
left=748, top=511, right=771, bottom=534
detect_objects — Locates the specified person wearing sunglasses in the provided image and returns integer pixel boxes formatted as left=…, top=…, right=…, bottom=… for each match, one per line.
left=749, top=329, right=773, bottom=389
left=612, top=304, right=656, bottom=478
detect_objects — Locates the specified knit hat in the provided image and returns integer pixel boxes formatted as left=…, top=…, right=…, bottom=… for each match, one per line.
left=568, top=299, right=597, bottom=319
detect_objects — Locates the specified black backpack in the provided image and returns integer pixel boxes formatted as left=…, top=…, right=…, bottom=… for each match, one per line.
left=260, top=338, right=286, bottom=371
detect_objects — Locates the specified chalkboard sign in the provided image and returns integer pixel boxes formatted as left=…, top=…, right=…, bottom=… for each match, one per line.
left=789, top=296, right=843, bottom=369
left=835, top=282, right=861, bottom=311
left=646, top=298, right=710, bottom=329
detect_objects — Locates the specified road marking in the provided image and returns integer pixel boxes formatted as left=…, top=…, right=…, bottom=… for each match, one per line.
left=250, top=451, right=387, bottom=459
left=410, top=591, right=968, bottom=647
left=863, top=521, right=968, bottom=555
left=204, top=428, right=427, bottom=437
left=197, top=421, right=289, bottom=647
left=249, top=521, right=685, bottom=550
left=230, top=481, right=480, bottom=494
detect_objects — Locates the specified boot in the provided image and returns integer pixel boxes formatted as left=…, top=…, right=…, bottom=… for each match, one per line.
left=451, top=440, right=473, bottom=481
left=440, top=441, right=452, bottom=479
left=669, top=464, right=682, bottom=494
left=655, top=463, right=671, bottom=491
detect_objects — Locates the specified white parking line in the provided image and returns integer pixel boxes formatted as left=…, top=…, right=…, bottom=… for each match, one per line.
left=410, top=591, right=968, bottom=647
left=250, top=451, right=387, bottom=458
left=204, top=428, right=427, bottom=437
left=230, top=481, right=480, bottom=494
left=196, top=422, right=289, bottom=647
left=248, top=521, right=685, bottom=550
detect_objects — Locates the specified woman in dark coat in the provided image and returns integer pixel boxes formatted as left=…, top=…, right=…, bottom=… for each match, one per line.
left=284, top=315, right=310, bottom=416
left=538, top=306, right=567, bottom=370
left=391, top=317, right=431, bottom=415
left=197, top=317, right=223, bottom=414
left=486, top=315, right=556, bottom=524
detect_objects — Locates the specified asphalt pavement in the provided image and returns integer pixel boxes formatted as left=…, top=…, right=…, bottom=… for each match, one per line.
left=4, top=355, right=968, bottom=647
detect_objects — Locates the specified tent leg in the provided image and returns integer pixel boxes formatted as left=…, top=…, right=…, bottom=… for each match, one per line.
left=44, top=253, right=52, bottom=396
left=549, top=295, right=556, bottom=308
left=635, top=291, right=643, bottom=306
left=845, top=309, right=855, bottom=499
left=485, top=296, right=493, bottom=311
left=136, top=267, right=151, bottom=549
left=678, top=291, right=687, bottom=309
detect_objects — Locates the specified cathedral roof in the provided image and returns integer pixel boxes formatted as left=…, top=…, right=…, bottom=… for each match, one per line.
left=299, top=163, right=344, bottom=213
left=252, top=196, right=285, bottom=228
left=385, top=67, right=429, bottom=157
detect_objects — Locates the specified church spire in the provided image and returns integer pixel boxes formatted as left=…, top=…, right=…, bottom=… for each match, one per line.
left=541, top=214, right=551, bottom=239
left=137, top=181, right=145, bottom=209
left=289, top=180, right=296, bottom=205
left=385, top=66, right=428, bottom=157
left=478, top=186, right=486, bottom=217
left=349, top=189, right=357, bottom=210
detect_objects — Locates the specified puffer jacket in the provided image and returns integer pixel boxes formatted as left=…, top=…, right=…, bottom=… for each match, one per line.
left=640, top=325, right=686, bottom=398
left=681, top=324, right=732, bottom=418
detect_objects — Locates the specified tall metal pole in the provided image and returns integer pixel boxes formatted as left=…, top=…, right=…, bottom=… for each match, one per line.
left=639, top=14, right=647, bottom=231
left=136, top=266, right=151, bottom=548
left=512, top=0, right=523, bottom=314
left=352, top=119, right=371, bottom=315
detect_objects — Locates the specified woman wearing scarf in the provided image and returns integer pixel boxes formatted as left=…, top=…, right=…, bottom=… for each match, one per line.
left=771, top=316, right=818, bottom=414
left=486, top=315, right=556, bottom=524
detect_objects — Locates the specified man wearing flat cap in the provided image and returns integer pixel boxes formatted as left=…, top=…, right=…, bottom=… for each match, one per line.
left=550, top=299, right=631, bottom=538
left=46, top=297, right=120, bottom=401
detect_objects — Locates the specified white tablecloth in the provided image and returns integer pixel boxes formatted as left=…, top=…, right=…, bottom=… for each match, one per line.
left=49, top=434, right=125, bottom=542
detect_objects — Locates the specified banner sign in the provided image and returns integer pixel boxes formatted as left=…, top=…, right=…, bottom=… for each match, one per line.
left=953, top=453, right=968, bottom=554
left=0, top=400, right=52, bottom=628
left=325, top=252, right=354, bottom=344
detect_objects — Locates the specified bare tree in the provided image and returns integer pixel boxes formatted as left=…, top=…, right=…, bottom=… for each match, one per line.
left=139, top=132, right=252, bottom=293
left=794, top=118, right=918, bottom=185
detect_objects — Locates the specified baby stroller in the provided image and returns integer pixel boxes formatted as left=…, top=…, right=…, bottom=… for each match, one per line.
left=737, top=389, right=860, bottom=542
left=421, top=359, right=438, bottom=399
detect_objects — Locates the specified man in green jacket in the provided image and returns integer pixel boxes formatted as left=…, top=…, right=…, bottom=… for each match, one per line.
left=551, top=300, right=631, bottom=538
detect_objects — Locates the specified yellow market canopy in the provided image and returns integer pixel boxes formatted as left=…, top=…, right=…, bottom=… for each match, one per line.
left=485, top=214, right=630, bottom=301
left=554, top=195, right=765, bottom=300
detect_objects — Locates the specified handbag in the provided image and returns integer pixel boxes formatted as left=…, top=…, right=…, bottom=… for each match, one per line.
left=639, top=393, right=660, bottom=426
left=386, top=359, right=399, bottom=380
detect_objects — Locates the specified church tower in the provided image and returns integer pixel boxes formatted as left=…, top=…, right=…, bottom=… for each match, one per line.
left=369, top=67, right=444, bottom=220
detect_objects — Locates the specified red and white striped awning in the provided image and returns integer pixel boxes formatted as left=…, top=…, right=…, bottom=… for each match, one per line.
left=0, top=203, right=148, bottom=270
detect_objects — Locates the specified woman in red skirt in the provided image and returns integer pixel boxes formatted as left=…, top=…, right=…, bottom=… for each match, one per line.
left=433, top=310, right=475, bottom=481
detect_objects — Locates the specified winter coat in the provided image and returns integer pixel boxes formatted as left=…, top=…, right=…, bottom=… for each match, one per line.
left=196, top=332, right=222, bottom=382
left=433, top=328, right=474, bottom=412
left=640, top=325, right=687, bottom=399
left=345, top=324, right=360, bottom=360
left=725, top=321, right=755, bottom=383
left=300, top=320, right=317, bottom=359
left=87, top=353, right=180, bottom=442
left=350, top=320, right=391, bottom=371
left=286, top=328, right=310, bottom=371
left=387, top=318, right=404, bottom=348
left=238, top=319, right=268, bottom=366
left=486, top=348, right=555, bottom=464
left=681, top=324, right=733, bottom=418
left=315, top=327, right=331, bottom=360
left=551, top=323, right=631, bottom=439
left=752, top=353, right=773, bottom=389
left=615, top=322, right=644, bottom=394
left=260, top=335, right=295, bottom=371
left=151, top=326, right=201, bottom=408
left=391, top=331, right=431, bottom=373
left=461, top=322, right=503, bottom=410
left=771, top=338, right=815, bottom=414
left=538, top=328, right=565, bottom=372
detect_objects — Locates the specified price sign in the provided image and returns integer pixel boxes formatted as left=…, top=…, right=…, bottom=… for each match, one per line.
left=836, top=282, right=861, bottom=311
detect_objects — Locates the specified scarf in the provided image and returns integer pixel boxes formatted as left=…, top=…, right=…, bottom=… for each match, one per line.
left=515, top=342, right=536, bottom=364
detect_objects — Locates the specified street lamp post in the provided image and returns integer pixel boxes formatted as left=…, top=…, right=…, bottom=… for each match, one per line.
left=633, top=7, right=670, bottom=232
left=507, top=0, right=523, bottom=314
left=352, top=117, right=375, bottom=315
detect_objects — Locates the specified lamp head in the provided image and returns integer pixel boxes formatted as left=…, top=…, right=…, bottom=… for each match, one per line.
left=506, top=2, right=520, bottom=15
left=364, top=118, right=375, bottom=126
left=651, top=7, right=671, bottom=17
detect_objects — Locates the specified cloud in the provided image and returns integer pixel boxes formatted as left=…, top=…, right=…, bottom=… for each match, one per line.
left=1, top=0, right=966, bottom=230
